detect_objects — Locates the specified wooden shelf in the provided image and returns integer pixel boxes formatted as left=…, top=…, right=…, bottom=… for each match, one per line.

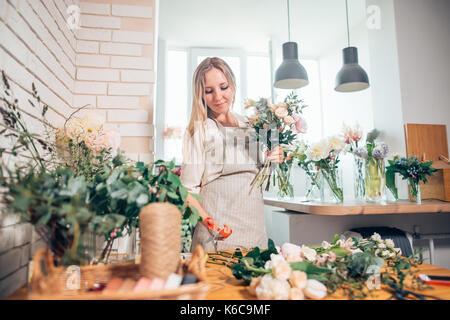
left=263, top=197, right=450, bottom=216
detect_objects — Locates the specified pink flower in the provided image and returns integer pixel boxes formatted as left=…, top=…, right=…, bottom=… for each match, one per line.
left=293, top=114, right=308, bottom=134
left=283, top=115, right=294, bottom=126
left=274, top=107, right=288, bottom=119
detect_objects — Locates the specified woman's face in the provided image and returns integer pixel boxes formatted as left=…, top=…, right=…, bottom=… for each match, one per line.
left=203, top=67, right=234, bottom=116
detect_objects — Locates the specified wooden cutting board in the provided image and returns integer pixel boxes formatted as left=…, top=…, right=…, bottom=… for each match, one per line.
left=404, top=124, right=450, bottom=201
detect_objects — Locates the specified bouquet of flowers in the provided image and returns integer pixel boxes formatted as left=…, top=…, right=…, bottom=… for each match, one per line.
left=221, top=233, right=430, bottom=300
left=386, top=155, right=437, bottom=201
left=304, top=135, right=346, bottom=202
left=56, top=111, right=121, bottom=182
left=353, top=129, right=389, bottom=202
left=246, top=92, right=307, bottom=198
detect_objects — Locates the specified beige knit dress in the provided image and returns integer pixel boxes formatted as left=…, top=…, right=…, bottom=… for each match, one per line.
left=180, top=112, right=268, bottom=252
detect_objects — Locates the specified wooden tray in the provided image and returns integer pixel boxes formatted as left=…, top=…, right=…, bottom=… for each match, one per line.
left=28, top=246, right=209, bottom=300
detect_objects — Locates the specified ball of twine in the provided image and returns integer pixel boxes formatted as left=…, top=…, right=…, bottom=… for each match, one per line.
left=139, top=202, right=181, bottom=280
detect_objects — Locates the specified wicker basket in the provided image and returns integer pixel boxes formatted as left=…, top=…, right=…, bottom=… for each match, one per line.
left=28, top=245, right=209, bottom=300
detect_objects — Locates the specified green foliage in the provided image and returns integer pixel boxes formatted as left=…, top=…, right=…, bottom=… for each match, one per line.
left=0, top=71, right=201, bottom=264
left=386, top=155, right=438, bottom=199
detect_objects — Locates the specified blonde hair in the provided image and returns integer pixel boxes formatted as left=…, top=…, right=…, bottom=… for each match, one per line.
left=186, top=57, right=236, bottom=137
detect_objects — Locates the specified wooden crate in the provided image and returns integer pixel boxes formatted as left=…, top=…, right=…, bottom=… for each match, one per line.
left=404, top=124, right=450, bottom=201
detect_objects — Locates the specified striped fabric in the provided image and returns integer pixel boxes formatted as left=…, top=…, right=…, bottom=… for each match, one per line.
left=191, top=121, right=268, bottom=252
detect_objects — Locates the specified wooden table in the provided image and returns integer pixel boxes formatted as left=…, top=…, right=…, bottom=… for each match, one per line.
left=263, top=198, right=450, bottom=216
left=7, top=259, right=450, bottom=300
left=204, top=260, right=450, bottom=300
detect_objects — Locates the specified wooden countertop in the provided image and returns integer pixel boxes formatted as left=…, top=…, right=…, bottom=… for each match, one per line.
left=7, top=258, right=450, bottom=300
left=204, top=260, right=450, bottom=300
left=263, top=197, right=450, bottom=216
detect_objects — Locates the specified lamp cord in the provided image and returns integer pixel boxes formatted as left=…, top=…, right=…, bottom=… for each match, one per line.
left=287, top=0, right=291, bottom=42
left=345, top=0, right=350, bottom=46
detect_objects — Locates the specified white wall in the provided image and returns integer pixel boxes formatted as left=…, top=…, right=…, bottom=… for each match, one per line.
left=394, top=0, right=450, bottom=151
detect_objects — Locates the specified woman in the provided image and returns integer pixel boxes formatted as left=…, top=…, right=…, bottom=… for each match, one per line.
left=180, top=57, right=284, bottom=252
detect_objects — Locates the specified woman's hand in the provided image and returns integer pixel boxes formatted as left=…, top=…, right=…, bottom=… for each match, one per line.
left=203, top=217, right=232, bottom=241
left=266, top=145, right=285, bottom=164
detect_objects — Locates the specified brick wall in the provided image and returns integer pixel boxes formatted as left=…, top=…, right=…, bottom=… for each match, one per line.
left=0, top=0, right=156, bottom=298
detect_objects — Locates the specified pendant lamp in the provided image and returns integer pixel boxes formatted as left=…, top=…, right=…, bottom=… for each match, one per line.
left=335, top=0, right=370, bottom=92
left=274, top=0, right=309, bottom=89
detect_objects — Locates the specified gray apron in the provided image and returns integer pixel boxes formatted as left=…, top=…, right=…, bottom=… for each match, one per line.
left=191, top=121, right=268, bottom=252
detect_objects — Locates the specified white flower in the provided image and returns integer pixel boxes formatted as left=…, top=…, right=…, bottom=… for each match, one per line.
left=381, top=250, right=391, bottom=258
left=281, top=243, right=301, bottom=259
left=377, top=243, right=386, bottom=249
left=272, top=259, right=291, bottom=281
left=265, top=253, right=285, bottom=270
left=371, top=233, right=382, bottom=242
left=81, top=113, right=103, bottom=132
left=306, top=140, right=330, bottom=162
left=327, top=135, right=346, bottom=154
left=349, top=248, right=363, bottom=255
left=255, top=274, right=290, bottom=300
left=289, top=287, right=305, bottom=300
left=394, top=248, right=402, bottom=256
left=289, top=271, right=308, bottom=289
left=300, top=245, right=317, bottom=262
left=248, top=276, right=262, bottom=296
left=303, top=279, right=328, bottom=300
left=385, top=239, right=395, bottom=248
left=321, top=241, right=332, bottom=249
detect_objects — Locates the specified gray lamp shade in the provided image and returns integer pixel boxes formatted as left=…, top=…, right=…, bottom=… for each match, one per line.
left=274, top=42, right=309, bottom=89
left=335, top=47, right=369, bottom=92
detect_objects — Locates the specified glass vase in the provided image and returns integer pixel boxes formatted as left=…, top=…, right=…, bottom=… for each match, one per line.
left=320, top=167, right=344, bottom=203
left=353, top=156, right=365, bottom=201
left=276, top=162, right=294, bottom=201
left=408, top=179, right=422, bottom=204
left=305, top=168, right=323, bottom=201
left=364, top=158, right=386, bottom=203
left=181, top=220, right=193, bottom=253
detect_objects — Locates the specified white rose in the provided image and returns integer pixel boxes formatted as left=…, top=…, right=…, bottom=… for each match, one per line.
left=385, top=239, right=395, bottom=248
left=303, top=279, right=328, bottom=300
left=255, top=275, right=290, bottom=300
left=300, top=245, right=317, bottom=262
left=289, top=287, right=305, bottom=300
left=381, top=250, right=391, bottom=258
left=371, top=233, right=382, bottom=242
left=378, top=243, right=386, bottom=249
left=248, top=276, right=262, bottom=296
left=289, top=271, right=308, bottom=289
left=281, top=243, right=302, bottom=259
left=272, top=259, right=291, bottom=281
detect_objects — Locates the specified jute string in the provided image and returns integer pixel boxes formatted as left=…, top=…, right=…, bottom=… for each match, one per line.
left=139, top=202, right=181, bottom=280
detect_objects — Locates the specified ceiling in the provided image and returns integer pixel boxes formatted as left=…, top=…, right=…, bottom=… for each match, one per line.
left=158, top=0, right=368, bottom=57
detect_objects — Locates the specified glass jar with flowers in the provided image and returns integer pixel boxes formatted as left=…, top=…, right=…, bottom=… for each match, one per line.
left=305, top=136, right=345, bottom=203
left=386, top=155, right=437, bottom=204
left=290, top=141, right=323, bottom=201
left=355, top=130, right=389, bottom=203
left=342, top=123, right=365, bottom=201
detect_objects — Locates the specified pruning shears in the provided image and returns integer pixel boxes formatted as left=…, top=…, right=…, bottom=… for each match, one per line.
left=204, top=217, right=232, bottom=252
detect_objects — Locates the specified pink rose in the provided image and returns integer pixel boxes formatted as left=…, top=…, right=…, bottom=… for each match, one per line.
left=274, top=107, right=288, bottom=119
left=283, top=115, right=294, bottom=126
left=293, top=114, right=307, bottom=134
